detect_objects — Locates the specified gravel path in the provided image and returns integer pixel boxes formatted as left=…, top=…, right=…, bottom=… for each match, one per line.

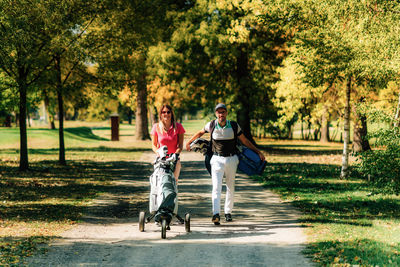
left=26, top=151, right=312, bottom=267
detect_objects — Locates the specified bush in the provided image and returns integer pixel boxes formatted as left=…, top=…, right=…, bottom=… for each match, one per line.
left=355, top=112, right=400, bottom=194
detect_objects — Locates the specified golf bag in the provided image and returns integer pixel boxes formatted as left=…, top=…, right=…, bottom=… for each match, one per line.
left=149, top=146, right=179, bottom=224
left=237, top=145, right=267, bottom=176
left=190, top=138, right=266, bottom=176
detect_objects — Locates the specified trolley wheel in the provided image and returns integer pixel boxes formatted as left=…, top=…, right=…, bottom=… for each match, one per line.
left=185, top=213, right=191, bottom=232
left=161, top=219, right=167, bottom=239
left=139, top=211, right=145, bottom=232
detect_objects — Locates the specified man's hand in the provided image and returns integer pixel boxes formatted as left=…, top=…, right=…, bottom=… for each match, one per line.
left=186, top=142, right=192, bottom=151
left=238, top=134, right=266, bottom=161
left=186, top=129, right=206, bottom=152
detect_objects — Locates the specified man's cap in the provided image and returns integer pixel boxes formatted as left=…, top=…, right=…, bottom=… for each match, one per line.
left=215, top=103, right=227, bottom=111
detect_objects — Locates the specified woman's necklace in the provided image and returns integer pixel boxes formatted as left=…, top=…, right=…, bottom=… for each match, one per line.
left=161, top=121, right=171, bottom=132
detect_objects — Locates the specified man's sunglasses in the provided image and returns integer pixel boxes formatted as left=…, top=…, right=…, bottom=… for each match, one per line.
left=162, top=110, right=171, bottom=114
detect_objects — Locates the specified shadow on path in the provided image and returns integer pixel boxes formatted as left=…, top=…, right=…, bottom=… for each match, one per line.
left=26, top=152, right=313, bottom=267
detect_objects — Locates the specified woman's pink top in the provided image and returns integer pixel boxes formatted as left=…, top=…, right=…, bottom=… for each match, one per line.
left=151, top=122, right=185, bottom=154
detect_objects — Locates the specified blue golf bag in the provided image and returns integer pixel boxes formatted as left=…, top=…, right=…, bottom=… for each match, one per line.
left=190, top=138, right=266, bottom=176
left=237, top=146, right=267, bottom=176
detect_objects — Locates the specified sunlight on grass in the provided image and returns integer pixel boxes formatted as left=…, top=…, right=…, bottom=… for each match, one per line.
left=0, top=120, right=154, bottom=265
left=257, top=141, right=400, bottom=266
left=2, top=120, right=398, bottom=266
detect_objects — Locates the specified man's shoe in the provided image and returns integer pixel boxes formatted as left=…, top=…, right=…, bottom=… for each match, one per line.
left=225, top=213, right=232, bottom=222
left=212, top=214, right=220, bottom=225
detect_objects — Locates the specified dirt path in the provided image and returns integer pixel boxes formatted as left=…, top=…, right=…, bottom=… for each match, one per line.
left=27, top=151, right=312, bottom=266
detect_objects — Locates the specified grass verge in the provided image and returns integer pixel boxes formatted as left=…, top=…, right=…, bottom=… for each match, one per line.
left=256, top=139, right=400, bottom=266
left=0, top=123, right=152, bottom=265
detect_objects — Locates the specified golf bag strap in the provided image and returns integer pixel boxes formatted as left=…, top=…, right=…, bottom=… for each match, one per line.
left=209, top=120, right=239, bottom=150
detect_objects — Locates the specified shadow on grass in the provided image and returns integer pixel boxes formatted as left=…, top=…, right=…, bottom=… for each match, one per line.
left=259, top=145, right=342, bottom=156
left=0, top=160, right=152, bottom=223
left=0, top=236, right=50, bottom=266
left=0, top=147, right=152, bottom=155
left=305, top=239, right=400, bottom=266
left=260, top=163, right=400, bottom=224
left=64, top=127, right=109, bottom=141
left=24, top=127, right=109, bottom=141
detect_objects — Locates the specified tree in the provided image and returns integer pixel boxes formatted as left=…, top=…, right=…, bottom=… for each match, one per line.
left=0, top=0, right=58, bottom=170
left=0, top=0, right=101, bottom=170
left=51, top=20, right=99, bottom=165
left=273, top=55, right=326, bottom=139
left=93, top=0, right=186, bottom=140
left=271, top=0, right=400, bottom=178
left=148, top=0, right=288, bottom=143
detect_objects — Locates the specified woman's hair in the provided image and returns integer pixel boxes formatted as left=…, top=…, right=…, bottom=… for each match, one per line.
left=158, top=104, right=176, bottom=131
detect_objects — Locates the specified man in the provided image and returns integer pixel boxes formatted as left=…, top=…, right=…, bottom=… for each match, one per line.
left=186, top=103, right=265, bottom=225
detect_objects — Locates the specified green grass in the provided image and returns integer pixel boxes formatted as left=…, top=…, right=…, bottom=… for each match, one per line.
left=289, top=120, right=391, bottom=143
left=0, top=121, right=154, bottom=265
left=2, top=120, right=399, bottom=266
left=180, top=119, right=207, bottom=134
left=256, top=140, right=400, bottom=266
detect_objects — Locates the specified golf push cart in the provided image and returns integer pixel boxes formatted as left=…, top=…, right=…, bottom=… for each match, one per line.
left=139, top=146, right=190, bottom=239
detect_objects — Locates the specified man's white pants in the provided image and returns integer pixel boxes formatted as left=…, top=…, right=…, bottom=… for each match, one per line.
left=210, top=154, right=239, bottom=215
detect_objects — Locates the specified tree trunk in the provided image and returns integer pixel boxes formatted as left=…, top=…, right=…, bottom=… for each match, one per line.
left=71, top=107, right=79, bottom=120
left=352, top=98, right=371, bottom=152
left=55, top=56, right=66, bottom=165
left=135, top=72, right=150, bottom=140
left=320, top=107, right=330, bottom=142
left=313, top=125, right=320, bottom=141
left=288, top=123, right=293, bottom=139
left=43, top=89, right=56, bottom=129
left=301, top=119, right=304, bottom=139
left=128, top=108, right=133, bottom=125
left=263, top=124, right=267, bottom=138
left=27, top=107, right=31, bottom=127
left=236, top=45, right=255, bottom=144
left=149, top=105, right=158, bottom=126
left=340, top=77, right=352, bottom=179
left=394, top=88, right=400, bottom=128
left=18, top=72, right=29, bottom=171
left=49, top=115, right=56, bottom=129
left=307, top=121, right=312, bottom=140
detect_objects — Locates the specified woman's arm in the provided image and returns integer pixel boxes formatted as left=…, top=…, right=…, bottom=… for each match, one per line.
left=175, top=133, right=184, bottom=154
left=151, top=134, right=159, bottom=155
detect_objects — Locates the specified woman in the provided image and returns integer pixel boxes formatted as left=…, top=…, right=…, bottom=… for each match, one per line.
left=151, top=104, right=185, bottom=181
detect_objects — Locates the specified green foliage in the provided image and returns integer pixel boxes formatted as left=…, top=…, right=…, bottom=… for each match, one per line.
left=355, top=107, right=400, bottom=193
left=147, top=0, right=288, bottom=136
left=0, top=122, right=151, bottom=264
left=267, top=0, right=400, bottom=136
left=0, top=73, right=18, bottom=114
left=259, top=162, right=400, bottom=266
left=84, top=95, right=119, bottom=121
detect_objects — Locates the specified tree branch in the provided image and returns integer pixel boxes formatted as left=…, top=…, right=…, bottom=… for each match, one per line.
left=62, top=60, right=80, bottom=85
left=27, top=15, right=97, bottom=86
left=0, top=61, right=15, bottom=78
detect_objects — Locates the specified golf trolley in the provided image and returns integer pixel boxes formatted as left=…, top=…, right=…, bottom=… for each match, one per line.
left=139, top=146, right=190, bottom=239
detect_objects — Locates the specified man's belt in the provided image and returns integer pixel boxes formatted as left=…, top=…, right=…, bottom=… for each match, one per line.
left=213, top=152, right=237, bottom=157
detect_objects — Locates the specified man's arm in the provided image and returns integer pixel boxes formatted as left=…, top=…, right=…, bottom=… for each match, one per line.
left=238, top=134, right=265, bottom=161
left=186, top=129, right=206, bottom=151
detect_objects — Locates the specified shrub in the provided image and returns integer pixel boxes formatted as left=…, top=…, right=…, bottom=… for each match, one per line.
left=355, top=107, right=400, bottom=194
